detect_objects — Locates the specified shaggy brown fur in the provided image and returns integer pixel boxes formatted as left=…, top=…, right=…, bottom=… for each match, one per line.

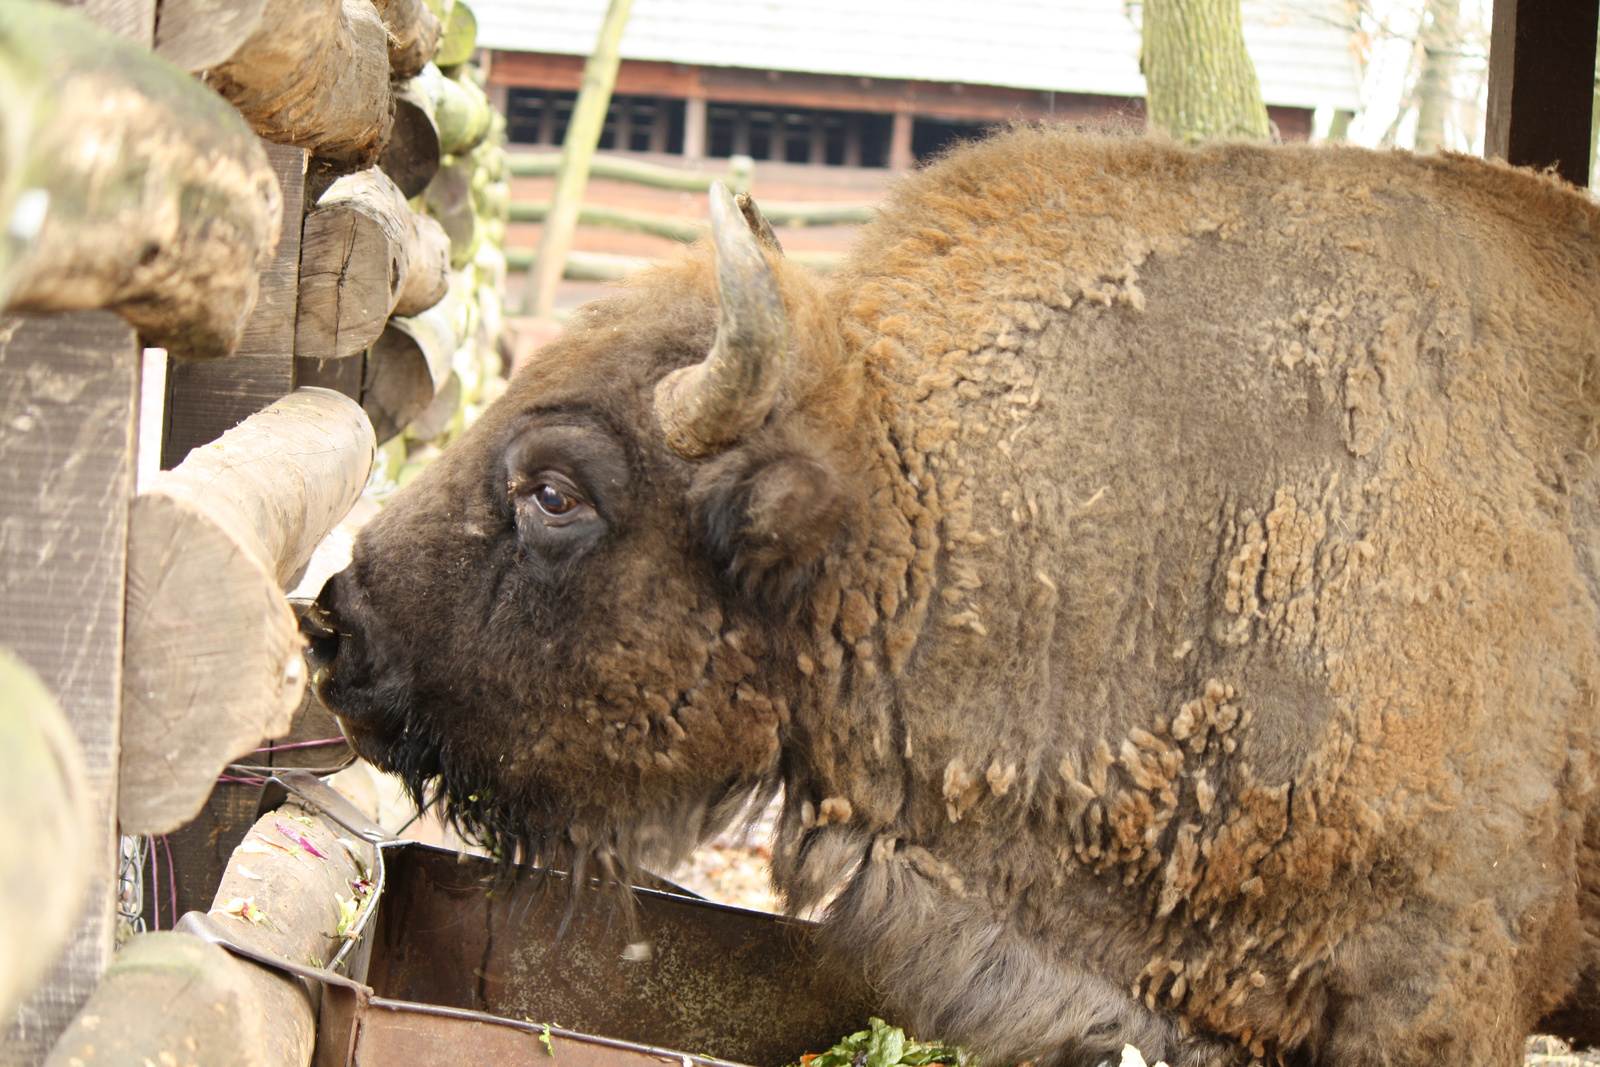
left=309, top=127, right=1600, bottom=1067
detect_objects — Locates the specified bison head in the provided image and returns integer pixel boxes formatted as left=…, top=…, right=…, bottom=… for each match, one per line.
left=304, top=185, right=864, bottom=878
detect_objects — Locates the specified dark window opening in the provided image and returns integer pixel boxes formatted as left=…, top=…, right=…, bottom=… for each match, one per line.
left=912, top=118, right=994, bottom=163
left=506, top=90, right=684, bottom=153
left=708, top=104, right=891, bottom=166
left=509, top=90, right=892, bottom=167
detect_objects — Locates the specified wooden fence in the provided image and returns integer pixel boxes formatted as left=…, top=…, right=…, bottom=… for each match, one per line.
left=504, top=150, right=874, bottom=283
left=0, top=0, right=506, bottom=1063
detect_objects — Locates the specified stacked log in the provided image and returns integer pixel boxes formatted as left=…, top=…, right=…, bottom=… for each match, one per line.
left=295, top=168, right=450, bottom=362
left=120, top=389, right=375, bottom=835
left=0, top=0, right=281, bottom=360
left=195, top=0, right=394, bottom=172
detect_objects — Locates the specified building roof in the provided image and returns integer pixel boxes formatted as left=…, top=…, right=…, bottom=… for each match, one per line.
left=475, top=0, right=1362, bottom=112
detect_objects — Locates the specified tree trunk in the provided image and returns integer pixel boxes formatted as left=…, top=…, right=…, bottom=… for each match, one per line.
left=527, top=0, right=633, bottom=316
left=1414, top=0, right=1463, bottom=153
left=206, top=0, right=394, bottom=172
left=1141, top=0, right=1270, bottom=142
left=295, top=167, right=415, bottom=362
left=0, top=1, right=282, bottom=360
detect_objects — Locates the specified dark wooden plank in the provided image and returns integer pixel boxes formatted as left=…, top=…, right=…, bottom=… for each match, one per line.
left=1485, top=0, right=1599, bottom=185
left=161, top=142, right=307, bottom=468
left=0, top=311, right=141, bottom=1065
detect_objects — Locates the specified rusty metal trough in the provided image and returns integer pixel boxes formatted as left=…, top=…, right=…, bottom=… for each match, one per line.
left=190, top=772, right=878, bottom=1067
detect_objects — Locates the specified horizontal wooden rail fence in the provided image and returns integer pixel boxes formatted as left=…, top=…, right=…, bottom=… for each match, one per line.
left=508, top=150, right=753, bottom=192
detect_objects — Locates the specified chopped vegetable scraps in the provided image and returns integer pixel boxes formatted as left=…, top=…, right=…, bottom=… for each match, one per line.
left=789, top=1018, right=962, bottom=1067
left=275, top=820, right=327, bottom=859
left=214, top=896, right=277, bottom=931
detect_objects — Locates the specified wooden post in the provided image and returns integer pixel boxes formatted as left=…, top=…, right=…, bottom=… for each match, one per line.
left=683, top=93, right=707, bottom=159
left=0, top=311, right=141, bottom=1067
left=526, top=0, right=634, bottom=317
left=1485, top=0, right=1599, bottom=185
left=889, top=109, right=915, bottom=171
left=162, top=143, right=307, bottom=468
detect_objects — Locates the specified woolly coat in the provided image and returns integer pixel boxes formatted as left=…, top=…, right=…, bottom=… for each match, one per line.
left=320, top=128, right=1600, bottom=1067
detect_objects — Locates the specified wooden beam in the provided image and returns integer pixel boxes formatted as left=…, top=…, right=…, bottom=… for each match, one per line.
left=0, top=311, right=141, bottom=1066
left=162, top=143, right=307, bottom=469
left=1485, top=0, right=1600, bottom=185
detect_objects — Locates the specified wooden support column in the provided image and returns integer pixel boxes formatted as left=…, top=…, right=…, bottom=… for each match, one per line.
left=1485, top=0, right=1599, bottom=185
left=162, top=143, right=308, bottom=468
left=0, top=312, right=141, bottom=1067
left=890, top=109, right=915, bottom=171
left=650, top=100, right=669, bottom=152
left=683, top=92, right=707, bottom=158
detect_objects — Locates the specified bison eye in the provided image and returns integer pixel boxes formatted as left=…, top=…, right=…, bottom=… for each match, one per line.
left=512, top=471, right=598, bottom=540
left=534, top=483, right=579, bottom=516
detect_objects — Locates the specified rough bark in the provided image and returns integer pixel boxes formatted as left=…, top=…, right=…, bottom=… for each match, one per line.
left=1414, top=0, right=1463, bottom=152
left=0, top=647, right=91, bottom=1024
left=395, top=209, right=451, bottom=316
left=206, top=0, right=394, bottom=172
left=152, top=0, right=267, bottom=72
left=119, top=389, right=374, bottom=835
left=372, top=0, right=440, bottom=78
left=1, top=1, right=282, bottom=359
left=296, top=167, right=414, bottom=363
left=1141, top=0, right=1271, bottom=142
left=379, top=78, right=443, bottom=198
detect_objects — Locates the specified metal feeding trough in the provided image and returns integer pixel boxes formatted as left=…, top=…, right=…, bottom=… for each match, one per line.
left=184, top=772, right=878, bottom=1067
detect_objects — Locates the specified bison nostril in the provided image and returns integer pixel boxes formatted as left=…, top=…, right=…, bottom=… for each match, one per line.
left=295, top=599, right=341, bottom=678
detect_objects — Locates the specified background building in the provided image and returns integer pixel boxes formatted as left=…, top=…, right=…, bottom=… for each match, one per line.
left=476, top=0, right=1362, bottom=168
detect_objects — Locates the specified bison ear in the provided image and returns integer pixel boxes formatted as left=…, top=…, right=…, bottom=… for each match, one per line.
left=695, top=448, right=843, bottom=605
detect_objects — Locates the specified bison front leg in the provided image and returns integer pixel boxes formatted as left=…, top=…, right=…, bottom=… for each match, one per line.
left=1317, top=892, right=1579, bottom=1067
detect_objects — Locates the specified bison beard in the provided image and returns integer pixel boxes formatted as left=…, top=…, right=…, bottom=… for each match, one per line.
left=307, top=127, right=1600, bottom=1067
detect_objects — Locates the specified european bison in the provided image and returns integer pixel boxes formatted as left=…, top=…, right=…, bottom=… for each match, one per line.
left=305, top=127, right=1600, bottom=1067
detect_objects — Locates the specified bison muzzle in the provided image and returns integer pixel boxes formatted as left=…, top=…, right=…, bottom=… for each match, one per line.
left=305, top=127, right=1600, bottom=1067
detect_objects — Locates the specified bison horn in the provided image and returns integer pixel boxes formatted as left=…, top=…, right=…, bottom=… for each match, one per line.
left=654, top=181, right=789, bottom=459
